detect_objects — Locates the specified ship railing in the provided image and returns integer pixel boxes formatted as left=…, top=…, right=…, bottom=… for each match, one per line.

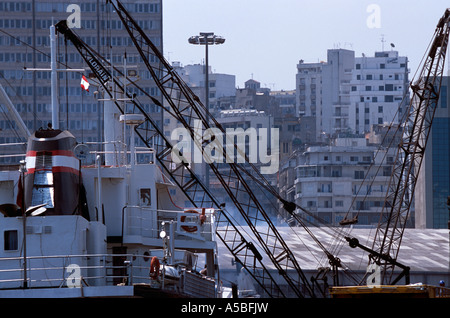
left=434, top=286, right=450, bottom=298
left=122, top=206, right=216, bottom=242
left=83, top=141, right=155, bottom=167
left=0, top=252, right=206, bottom=291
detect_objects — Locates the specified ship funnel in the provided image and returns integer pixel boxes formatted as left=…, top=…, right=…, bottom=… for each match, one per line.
left=19, top=128, right=89, bottom=219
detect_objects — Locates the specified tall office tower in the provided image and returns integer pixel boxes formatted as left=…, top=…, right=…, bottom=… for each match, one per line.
left=0, top=0, right=163, bottom=163
left=416, top=76, right=450, bottom=229
left=349, top=50, right=409, bottom=134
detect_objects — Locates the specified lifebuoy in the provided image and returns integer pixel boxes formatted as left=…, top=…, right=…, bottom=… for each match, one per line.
left=180, top=209, right=206, bottom=233
left=150, top=256, right=160, bottom=280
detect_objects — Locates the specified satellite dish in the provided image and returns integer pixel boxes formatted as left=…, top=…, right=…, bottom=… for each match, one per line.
left=390, top=43, right=395, bottom=48
left=74, top=144, right=90, bottom=161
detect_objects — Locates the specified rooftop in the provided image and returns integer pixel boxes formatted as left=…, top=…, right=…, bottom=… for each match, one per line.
left=217, top=226, right=449, bottom=272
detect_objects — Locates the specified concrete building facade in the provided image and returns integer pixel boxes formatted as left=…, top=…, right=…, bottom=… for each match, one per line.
left=349, top=50, right=409, bottom=134
left=296, top=49, right=409, bottom=140
left=294, top=137, right=395, bottom=226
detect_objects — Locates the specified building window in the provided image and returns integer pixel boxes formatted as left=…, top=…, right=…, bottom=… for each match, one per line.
left=378, top=106, right=383, bottom=113
left=307, top=201, right=316, bottom=208
left=4, top=230, right=18, bottom=251
left=385, top=95, right=394, bottom=102
left=282, top=142, right=289, bottom=154
left=335, top=200, right=344, bottom=207
left=354, top=171, right=365, bottom=179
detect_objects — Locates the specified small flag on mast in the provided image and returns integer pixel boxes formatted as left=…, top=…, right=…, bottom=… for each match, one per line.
left=80, top=75, right=90, bottom=92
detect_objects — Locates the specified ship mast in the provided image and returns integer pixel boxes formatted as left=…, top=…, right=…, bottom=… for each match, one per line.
left=24, top=24, right=84, bottom=130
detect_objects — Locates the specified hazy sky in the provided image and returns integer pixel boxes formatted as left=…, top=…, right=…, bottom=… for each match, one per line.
left=162, top=0, right=450, bottom=90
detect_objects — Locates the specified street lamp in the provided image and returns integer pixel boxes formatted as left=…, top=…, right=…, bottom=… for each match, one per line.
left=188, top=32, right=225, bottom=113
left=188, top=32, right=225, bottom=189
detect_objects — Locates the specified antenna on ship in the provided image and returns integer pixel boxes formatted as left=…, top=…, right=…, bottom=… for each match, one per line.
left=24, top=23, right=84, bottom=130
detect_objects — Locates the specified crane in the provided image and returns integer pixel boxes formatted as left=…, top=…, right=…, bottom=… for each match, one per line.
left=345, top=8, right=450, bottom=285
left=55, top=4, right=323, bottom=296
left=56, top=0, right=371, bottom=297
left=104, top=0, right=316, bottom=297
left=54, top=20, right=288, bottom=298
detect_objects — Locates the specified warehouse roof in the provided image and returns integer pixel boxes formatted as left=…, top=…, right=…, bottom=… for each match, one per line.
left=216, top=226, right=449, bottom=272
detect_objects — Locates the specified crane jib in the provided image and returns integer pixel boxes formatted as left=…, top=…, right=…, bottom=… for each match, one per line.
left=87, top=57, right=110, bottom=83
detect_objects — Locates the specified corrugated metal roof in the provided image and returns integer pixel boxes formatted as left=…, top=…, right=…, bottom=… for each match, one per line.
left=216, top=226, right=449, bottom=272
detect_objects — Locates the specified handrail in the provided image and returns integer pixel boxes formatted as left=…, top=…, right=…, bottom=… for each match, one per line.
left=0, top=253, right=152, bottom=288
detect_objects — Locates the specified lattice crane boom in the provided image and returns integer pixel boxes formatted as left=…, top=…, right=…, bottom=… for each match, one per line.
left=105, top=0, right=317, bottom=297
left=55, top=19, right=289, bottom=298
left=349, top=9, right=450, bottom=285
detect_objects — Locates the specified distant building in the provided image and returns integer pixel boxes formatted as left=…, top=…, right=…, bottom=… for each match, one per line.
left=321, top=49, right=355, bottom=137
left=349, top=50, right=409, bottom=134
left=416, top=76, right=450, bottom=229
left=296, top=49, right=355, bottom=140
left=270, top=90, right=296, bottom=117
left=172, top=62, right=236, bottom=112
left=234, top=79, right=272, bottom=112
left=294, top=137, right=396, bottom=226
left=296, top=60, right=324, bottom=129
left=213, top=108, right=278, bottom=219
left=296, top=49, right=409, bottom=140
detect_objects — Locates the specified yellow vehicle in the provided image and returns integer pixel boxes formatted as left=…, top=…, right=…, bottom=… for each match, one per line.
left=329, top=284, right=450, bottom=298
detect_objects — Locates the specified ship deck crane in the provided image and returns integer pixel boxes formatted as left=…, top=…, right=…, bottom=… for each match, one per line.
left=344, top=8, right=450, bottom=285
left=56, top=0, right=363, bottom=297
left=104, top=0, right=316, bottom=297
left=54, top=20, right=289, bottom=298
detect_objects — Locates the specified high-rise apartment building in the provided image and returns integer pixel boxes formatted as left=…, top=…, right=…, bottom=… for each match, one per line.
left=294, top=137, right=396, bottom=226
left=0, top=0, right=163, bottom=163
left=296, top=49, right=409, bottom=139
left=296, top=60, right=324, bottom=135
left=296, top=49, right=355, bottom=140
left=349, top=50, right=409, bottom=134
left=322, top=49, right=355, bottom=136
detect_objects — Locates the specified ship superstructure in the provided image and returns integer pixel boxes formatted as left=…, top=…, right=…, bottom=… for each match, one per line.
left=0, top=107, right=218, bottom=299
